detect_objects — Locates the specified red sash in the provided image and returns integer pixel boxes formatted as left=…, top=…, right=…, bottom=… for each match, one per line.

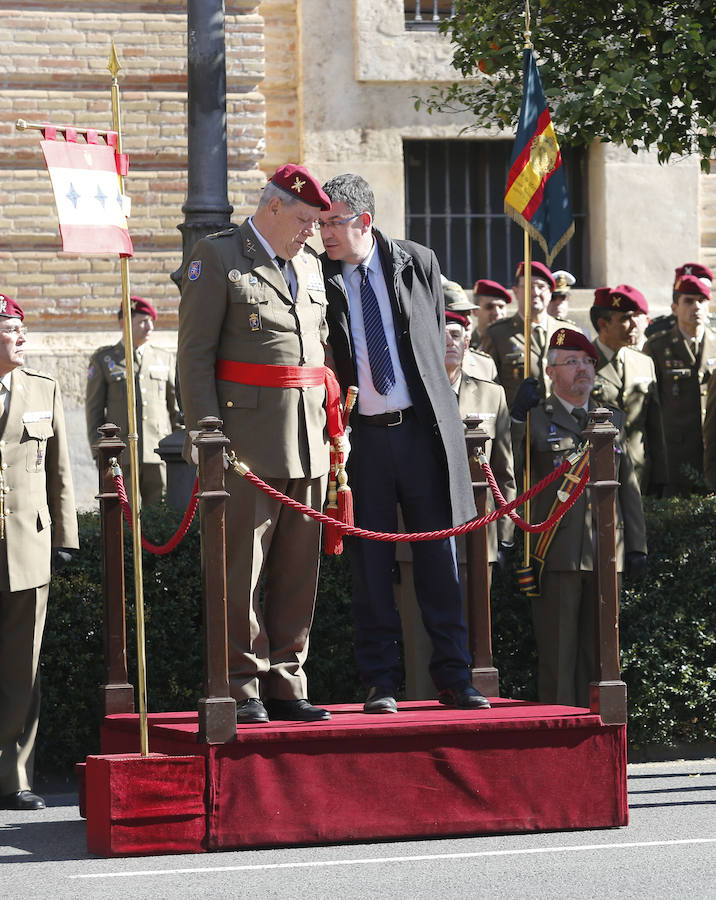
left=215, top=359, right=344, bottom=438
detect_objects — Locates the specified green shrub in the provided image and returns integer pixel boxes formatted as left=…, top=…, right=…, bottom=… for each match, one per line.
left=37, top=495, right=715, bottom=777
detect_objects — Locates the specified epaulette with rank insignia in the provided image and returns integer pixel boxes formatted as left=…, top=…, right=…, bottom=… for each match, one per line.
left=207, top=224, right=239, bottom=240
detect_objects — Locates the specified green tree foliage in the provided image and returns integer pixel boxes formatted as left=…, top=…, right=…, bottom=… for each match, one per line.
left=418, top=0, right=716, bottom=171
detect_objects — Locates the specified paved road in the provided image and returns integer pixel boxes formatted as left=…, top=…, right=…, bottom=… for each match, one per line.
left=1, top=759, right=714, bottom=899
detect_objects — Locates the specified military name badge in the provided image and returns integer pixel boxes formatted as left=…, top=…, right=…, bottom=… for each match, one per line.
left=306, top=275, right=325, bottom=292
left=22, top=410, right=52, bottom=423
left=188, top=260, right=202, bottom=281
left=249, top=310, right=261, bottom=332
left=228, top=269, right=241, bottom=283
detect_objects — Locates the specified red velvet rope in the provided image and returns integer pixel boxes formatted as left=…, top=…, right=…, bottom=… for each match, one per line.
left=481, top=458, right=590, bottom=533
left=234, top=451, right=589, bottom=542
left=113, top=474, right=200, bottom=554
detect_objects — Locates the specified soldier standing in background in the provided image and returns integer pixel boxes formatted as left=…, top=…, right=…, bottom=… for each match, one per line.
left=590, top=285, right=667, bottom=494
left=0, top=293, right=79, bottom=810
left=644, top=272, right=716, bottom=495
left=443, top=280, right=498, bottom=382
left=85, top=296, right=181, bottom=506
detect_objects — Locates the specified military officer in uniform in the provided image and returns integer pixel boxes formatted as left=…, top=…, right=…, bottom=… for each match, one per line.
left=178, top=164, right=333, bottom=724
left=86, top=296, right=180, bottom=505
left=548, top=270, right=575, bottom=321
left=511, top=328, right=647, bottom=707
left=590, top=285, right=667, bottom=493
left=0, top=294, right=79, bottom=810
left=394, top=307, right=516, bottom=697
left=481, top=261, right=575, bottom=408
left=443, top=279, right=498, bottom=381
left=644, top=272, right=716, bottom=495
left=469, top=277, right=510, bottom=352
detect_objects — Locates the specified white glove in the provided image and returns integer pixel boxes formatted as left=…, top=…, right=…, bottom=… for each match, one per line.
left=336, top=426, right=351, bottom=464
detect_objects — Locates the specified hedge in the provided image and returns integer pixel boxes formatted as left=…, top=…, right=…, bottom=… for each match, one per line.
left=37, top=495, right=715, bottom=777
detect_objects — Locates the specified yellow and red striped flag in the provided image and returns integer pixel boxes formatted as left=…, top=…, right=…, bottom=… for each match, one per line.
left=504, top=49, right=573, bottom=265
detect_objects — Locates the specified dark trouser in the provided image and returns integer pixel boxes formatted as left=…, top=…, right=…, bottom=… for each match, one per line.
left=346, top=412, right=471, bottom=693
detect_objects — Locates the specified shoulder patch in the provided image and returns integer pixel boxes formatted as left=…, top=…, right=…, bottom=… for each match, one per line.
left=187, top=259, right=202, bottom=281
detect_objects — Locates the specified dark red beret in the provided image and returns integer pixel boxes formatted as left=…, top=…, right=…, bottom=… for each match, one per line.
left=549, top=327, right=598, bottom=363
left=270, top=164, right=331, bottom=211
left=606, top=285, right=649, bottom=315
left=473, top=278, right=512, bottom=304
left=118, top=296, right=157, bottom=320
left=445, top=309, right=470, bottom=329
left=674, top=274, right=711, bottom=300
left=515, top=260, right=556, bottom=292
left=0, top=292, right=24, bottom=320
left=593, top=287, right=612, bottom=306
left=674, top=262, right=713, bottom=286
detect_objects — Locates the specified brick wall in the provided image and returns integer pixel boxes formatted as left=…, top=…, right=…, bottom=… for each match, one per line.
left=1, top=1, right=266, bottom=330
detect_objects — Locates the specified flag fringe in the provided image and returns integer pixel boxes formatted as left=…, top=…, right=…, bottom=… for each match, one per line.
left=504, top=203, right=574, bottom=268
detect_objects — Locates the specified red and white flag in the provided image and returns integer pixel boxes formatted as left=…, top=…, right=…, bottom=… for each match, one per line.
left=40, top=126, right=133, bottom=256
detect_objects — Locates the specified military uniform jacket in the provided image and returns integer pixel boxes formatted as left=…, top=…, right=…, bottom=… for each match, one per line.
left=481, top=313, right=574, bottom=408
left=86, top=341, right=180, bottom=463
left=512, top=397, right=646, bottom=572
left=592, top=345, right=667, bottom=491
left=458, top=374, right=516, bottom=560
left=0, top=368, right=79, bottom=592
left=462, top=347, right=498, bottom=382
left=323, top=229, right=476, bottom=527
left=178, top=221, right=329, bottom=480
left=703, top=373, right=716, bottom=488
left=644, top=324, right=716, bottom=483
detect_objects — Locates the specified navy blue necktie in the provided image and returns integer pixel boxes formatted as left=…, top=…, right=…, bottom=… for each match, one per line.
left=359, top=264, right=395, bottom=395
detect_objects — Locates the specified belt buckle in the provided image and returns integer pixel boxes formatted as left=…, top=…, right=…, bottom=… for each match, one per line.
left=388, top=410, right=403, bottom=427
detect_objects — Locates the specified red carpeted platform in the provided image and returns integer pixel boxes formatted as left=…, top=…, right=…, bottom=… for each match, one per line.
left=94, top=698, right=627, bottom=852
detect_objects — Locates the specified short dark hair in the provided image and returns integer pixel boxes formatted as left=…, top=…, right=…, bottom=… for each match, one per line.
left=590, top=306, right=615, bottom=332
left=322, top=173, right=375, bottom=219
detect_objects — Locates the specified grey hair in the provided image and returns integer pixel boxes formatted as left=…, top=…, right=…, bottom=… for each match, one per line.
left=547, top=348, right=559, bottom=366
left=258, top=181, right=301, bottom=209
left=322, top=173, right=375, bottom=219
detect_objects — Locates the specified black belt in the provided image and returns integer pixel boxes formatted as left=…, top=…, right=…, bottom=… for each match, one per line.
left=356, top=408, right=414, bottom=427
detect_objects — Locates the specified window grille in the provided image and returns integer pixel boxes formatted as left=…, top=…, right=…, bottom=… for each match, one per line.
left=404, top=0, right=455, bottom=29
left=403, top=139, right=588, bottom=290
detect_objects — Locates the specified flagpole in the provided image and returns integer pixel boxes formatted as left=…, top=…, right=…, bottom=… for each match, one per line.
left=108, top=43, right=150, bottom=758
left=522, top=1, right=533, bottom=569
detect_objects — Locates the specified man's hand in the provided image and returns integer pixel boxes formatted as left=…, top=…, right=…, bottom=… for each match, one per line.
left=625, top=551, right=647, bottom=581
left=52, top=548, right=74, bottom=573
left=510, top=377, right=540, bottom=423
left=497, top=540, right=515, bottom=570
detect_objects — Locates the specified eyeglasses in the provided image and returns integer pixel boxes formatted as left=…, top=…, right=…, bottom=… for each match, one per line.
left=315, top=213, right=362, bottom=231
left=0, top=326, right=28, bottom=337
left=550, top=357, right=596, bottom=368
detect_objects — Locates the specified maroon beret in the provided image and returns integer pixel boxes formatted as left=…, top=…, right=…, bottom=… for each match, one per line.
left=674, top=274, right=711, bottom=300
left=270, top=164, right=331, bottom=211
left=473, top=278, right=512, bottom=304
left=592, top=287, right=612, bottom=306
left=445, top=309, right=470, bottom=329
left=549, top=327, right=598, bottom=363
left=674, top=262, right=713, bottom=286
left=0, top=292, right=24, bottom=320
left=118, top=296, right=157, bottom=320
left=515, top=260, right=556, bottom=292
left=607, top=284, right=649, bottom=315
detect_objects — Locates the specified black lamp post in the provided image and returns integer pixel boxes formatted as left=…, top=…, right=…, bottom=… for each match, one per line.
left=171, top=0, right=233, bottom=289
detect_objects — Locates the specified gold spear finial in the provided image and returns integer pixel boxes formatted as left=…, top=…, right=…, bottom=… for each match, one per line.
left=108, top=42, right=121, bottom=79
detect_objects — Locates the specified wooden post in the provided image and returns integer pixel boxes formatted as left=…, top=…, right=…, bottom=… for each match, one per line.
left=95, top=423, right=134, bottom=716
left=195, top=417, right=236, bottom=743
left=586, top=407, right=627, bottom=724
left=463, top=414, right=499, bottom=697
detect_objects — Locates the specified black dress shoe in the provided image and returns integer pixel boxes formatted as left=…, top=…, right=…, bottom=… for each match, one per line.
left=438, top=684, right=491, bottom=710
left=236, top=698, right=270, bottom=723
left=0, top=790, right=46, bottom=810
left=265, top=698, right=331, bottom=722
left=363, top=686, right=398, bottom=714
